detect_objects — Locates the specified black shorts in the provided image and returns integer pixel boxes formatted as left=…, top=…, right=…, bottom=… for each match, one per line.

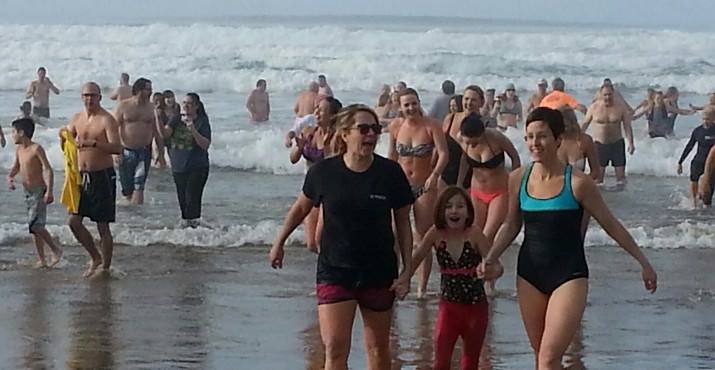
left=77, top=167, right=116, bottom=223
left=690, top=161, right=705, bottom=182
left=595, top=139, right=626, bottom=167
left=33, top=106, right=50, bottom=118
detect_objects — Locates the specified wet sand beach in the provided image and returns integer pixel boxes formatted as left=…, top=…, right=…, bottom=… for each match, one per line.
left=0, top=241, right=712, bottom=369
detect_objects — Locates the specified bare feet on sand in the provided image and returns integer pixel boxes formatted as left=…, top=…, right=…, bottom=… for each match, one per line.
left=83, top=259, right=103, bottom=278
left=34, top=260, right=47, bottom=269
left=48, top=249, right=63, bottom=268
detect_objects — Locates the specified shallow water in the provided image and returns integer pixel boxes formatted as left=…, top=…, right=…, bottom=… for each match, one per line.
left=0, top=243, right=712, bottom=369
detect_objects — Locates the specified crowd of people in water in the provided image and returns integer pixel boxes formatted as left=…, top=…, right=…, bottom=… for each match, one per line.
left=3, top=66, right=715, bottom=369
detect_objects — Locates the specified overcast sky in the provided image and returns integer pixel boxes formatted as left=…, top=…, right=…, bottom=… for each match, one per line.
left=1, top=0, right=709, bottom=29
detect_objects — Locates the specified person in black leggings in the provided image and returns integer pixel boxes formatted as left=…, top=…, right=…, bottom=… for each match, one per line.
left=156, top=92, right=211, bottom=228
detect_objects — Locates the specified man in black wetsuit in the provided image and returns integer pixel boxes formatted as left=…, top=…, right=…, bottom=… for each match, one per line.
left=678, top=107, right=715, bottom=207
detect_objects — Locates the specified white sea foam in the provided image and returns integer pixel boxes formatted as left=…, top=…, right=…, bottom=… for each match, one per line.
left=0, top=121, right=703, bottom=178
left=0, top=220, right=711, bottom=249
left=1, top=23, right=714, bottom=94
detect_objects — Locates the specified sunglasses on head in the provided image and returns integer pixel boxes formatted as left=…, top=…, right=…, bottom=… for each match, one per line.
left=353, top=123, right=381, bottom=135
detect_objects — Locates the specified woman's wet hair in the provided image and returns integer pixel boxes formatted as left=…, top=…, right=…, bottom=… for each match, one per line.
left=162, top=89, right=175, bottom=98
left=434, top=186, right=475, bottom=230
left=460, top=112, right=485, bottom=138
left=333, top=104, right=380, bottom=155
left=187, top=92, right=208, bottom=120
left=449, top=94, right=463, bottom=113
left=526, top=107, right=565, bottom=138
left=558, top=106, right=580, bottom=135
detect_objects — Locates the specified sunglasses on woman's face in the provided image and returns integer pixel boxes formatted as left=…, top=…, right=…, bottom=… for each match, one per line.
left=353, top=123, right=381, bottom=135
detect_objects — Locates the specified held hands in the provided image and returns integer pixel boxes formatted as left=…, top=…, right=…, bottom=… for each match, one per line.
left=477, top=259, right=504, bottom=281
left=641, top=263, right=657, bottom=293
left=269, top=243, right=285, bottom=269
left=390, top=271, right=411, bottom=300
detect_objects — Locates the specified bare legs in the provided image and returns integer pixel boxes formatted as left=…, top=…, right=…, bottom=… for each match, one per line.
left=517, top=277, right=588, bottom=370
left=318, top=301, right=394, bottom=370
left=415, top=190, right=437, bottom=298
left=30, top=226, right=62, bottom=268
left=68, top=215, right=113, bottom=277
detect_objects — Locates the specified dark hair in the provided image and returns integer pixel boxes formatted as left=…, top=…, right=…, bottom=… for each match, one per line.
left=552, top=78, right=565, bottom=91
left=434, top=186, right=475, bottom=230
left=37, top=67, right=46, bottom=73
left=318, top=74, right=326, bottom=80
left=12, top=118, right=35, bottom=139
left=121, top=73, right=130, bottom=82
left=21, top=101, right=31, bottom=110
left=187, top=92, right=208, bottom=120
left=460, top=112, right=485, bottom=138
left=152, top=92, right=165, bottom=109
left=256, top=79, right=266, bottom=88
left=442, top=80, right=455, bottom=95
left=162, top=89, right=175, bottom=97
left=132, top=77, right=152, bottom=95
left=449, top=94, right=463, bottom=113
left=325, top=96, right=343, bottom=115
left=526, top=107, right=565, bottom=138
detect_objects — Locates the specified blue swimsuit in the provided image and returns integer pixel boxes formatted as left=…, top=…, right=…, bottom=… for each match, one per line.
left=518, top=163, right=588, bottom=294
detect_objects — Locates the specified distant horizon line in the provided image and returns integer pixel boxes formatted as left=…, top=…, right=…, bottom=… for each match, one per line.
left=0, top=13, right=707, bottom=32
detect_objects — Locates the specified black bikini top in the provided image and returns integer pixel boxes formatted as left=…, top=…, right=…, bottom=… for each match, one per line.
left=465, top=136, right=505, bottom=169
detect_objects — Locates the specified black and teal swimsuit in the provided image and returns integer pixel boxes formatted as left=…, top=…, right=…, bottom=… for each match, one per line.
left=518, top=163, right=588, bottom=295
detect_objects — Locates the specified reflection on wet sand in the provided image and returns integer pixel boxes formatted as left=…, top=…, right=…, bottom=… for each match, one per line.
left=19, top=274, right=53, bottom=370
left=66, top=279, right=116, bottom=370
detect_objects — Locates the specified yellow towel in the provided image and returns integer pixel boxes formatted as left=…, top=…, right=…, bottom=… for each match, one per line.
left=59, top=128, right=80, bottom=213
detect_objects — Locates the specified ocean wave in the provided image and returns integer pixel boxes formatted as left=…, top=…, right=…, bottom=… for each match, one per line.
left=0, top=23, right=714, bottom=94
left=0, top=220, right=711, bottom=249
left=0, top=123, right=702, bottom=178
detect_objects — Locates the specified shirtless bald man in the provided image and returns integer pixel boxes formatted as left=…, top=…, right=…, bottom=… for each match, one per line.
left=110, top=73, right=132, bottom=102
left=25, top=67, right=60, bottom=118
left=581, top=84, right=634, bottom=185
left=114, top=77, right=157, bottom=205
left=63, top=82, right=122, bottom=277
left=294, top=81, right=319, bottom=120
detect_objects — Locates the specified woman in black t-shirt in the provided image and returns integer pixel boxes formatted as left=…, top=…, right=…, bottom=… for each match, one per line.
left=271, top=104, right=415, bottom=369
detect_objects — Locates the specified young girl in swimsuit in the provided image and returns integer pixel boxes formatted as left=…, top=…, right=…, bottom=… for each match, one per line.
left=289, top=97, right=343, bottom=252
left=479, top=107, right=657, bottom=370
left=457, top=112, right=521, bottom=296
left=411, top=186, right=499, bottom=370
left=388, top=88, right=449, bottom=298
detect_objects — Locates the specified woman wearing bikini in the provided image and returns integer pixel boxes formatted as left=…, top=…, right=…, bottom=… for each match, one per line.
left=388, top=88, right=449, bottom=299
left=457, top=112, right=521, bottom=296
